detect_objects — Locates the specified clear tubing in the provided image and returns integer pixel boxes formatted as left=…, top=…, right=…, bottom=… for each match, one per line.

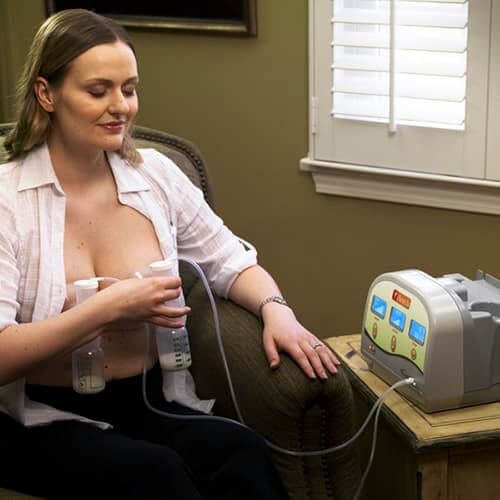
left=139, top=256, right=416, bottom=462
left=141, top=325, right=247, bottom=428
left=264, top=377, right=413, bottom=457
left=353, top=394, right=385, bottom=500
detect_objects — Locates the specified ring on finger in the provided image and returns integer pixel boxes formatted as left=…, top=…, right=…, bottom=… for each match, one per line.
left=312, top=343, right=323, bottom=350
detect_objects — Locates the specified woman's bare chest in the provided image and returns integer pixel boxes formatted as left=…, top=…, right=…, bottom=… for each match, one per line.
left=64, top=198, right=164, bottom=285
left=27, top=196, right=166, bottom=385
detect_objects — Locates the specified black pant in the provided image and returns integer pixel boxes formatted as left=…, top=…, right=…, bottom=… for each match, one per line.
left=0, top=364, right=288, bottom=500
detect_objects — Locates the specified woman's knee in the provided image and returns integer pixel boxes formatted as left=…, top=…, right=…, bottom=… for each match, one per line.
left=199, top=422, right=276, bottom=474
left=96, top=442, right=202, bottom=499
left=200, top=422, right=270, bottom=459
left=232, top=425, right=270, bottom=456
left=198, top=424, right=287, bottom=499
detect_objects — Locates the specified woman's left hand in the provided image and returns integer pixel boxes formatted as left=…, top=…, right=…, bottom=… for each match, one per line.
left=261, top=305, right=340, bottom=380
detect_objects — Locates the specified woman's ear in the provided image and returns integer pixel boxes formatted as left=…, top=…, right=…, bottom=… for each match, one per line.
left=34, top=76, right=56, bottom=112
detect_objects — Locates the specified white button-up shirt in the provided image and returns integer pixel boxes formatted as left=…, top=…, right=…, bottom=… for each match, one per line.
left=0, top=143, right=257, bottom=427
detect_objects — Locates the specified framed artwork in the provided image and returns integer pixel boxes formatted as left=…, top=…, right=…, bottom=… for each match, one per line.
left=45, top=1, right=258, bottom=36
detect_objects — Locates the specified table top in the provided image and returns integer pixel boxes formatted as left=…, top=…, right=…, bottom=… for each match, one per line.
left=326, top=334, right=500, bottom=452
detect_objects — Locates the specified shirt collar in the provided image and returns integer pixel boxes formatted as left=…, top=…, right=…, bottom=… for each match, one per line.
left=17, top=143, right=150, bottom=195
left=17, top=143, right=64, bottom=195
left=106, top=150, right=151, bottom=194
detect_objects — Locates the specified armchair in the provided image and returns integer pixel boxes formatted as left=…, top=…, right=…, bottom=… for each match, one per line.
left=0, top=123, right=360, bottom=500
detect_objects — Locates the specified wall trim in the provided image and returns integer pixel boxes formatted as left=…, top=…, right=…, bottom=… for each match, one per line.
left=300, top=157, right=500, bottom=215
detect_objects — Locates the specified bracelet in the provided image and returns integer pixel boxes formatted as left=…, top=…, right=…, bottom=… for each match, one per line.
left=258, top=296, right=289, bottom=317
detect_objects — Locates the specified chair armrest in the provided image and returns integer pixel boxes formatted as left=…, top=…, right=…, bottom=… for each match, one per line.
left=185, top=278, right=360, bottom=500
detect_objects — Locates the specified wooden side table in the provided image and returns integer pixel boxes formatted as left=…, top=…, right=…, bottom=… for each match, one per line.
left=326, top=334, right=500, bottom=500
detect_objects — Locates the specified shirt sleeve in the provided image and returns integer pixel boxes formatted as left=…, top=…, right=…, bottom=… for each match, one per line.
left=149, top=150, right=258, bottom=298
left=0, top=194, right=20, bottom=331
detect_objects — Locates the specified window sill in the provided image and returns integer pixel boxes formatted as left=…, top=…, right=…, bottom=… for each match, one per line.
left=300, top=157, right=500, bottom=216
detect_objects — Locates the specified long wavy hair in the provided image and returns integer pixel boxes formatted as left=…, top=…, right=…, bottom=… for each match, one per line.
left=4, top=9, right=141, bottom=165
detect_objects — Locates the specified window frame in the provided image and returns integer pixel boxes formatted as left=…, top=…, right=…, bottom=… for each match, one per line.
left=300, top=0, right=500, bottom=215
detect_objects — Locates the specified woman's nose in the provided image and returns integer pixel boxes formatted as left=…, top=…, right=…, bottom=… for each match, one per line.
left=108, top=91, right=129, bottom=115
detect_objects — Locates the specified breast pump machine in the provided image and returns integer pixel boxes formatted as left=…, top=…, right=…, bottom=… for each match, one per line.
left=361, top=268, right=500, bottom=413
left=71, top=258, right=415, bottom=500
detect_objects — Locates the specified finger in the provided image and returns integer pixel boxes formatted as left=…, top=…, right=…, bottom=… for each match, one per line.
left=158, top=288, right=182, bottom=303
left=311, top=343, right=339, bottom=376
left=303, top=343, right=330, bottom=379
left=262, top=335, right=281, bottom=369
left=312, top=339, right=340, bottom=371
left=288, top=345, right=316, bottom=379
left=329, top=349, right=341, bottom=366
left=317, top=345, right=339, bottom=375
left=153, top=305, right=191, bottom=318
left=149, top=316, right=186, bottom=329
left=152, top=276, right=182, bottom=288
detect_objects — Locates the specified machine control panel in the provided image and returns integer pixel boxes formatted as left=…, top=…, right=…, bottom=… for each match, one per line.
left=364, top=280, right=429, bottom=373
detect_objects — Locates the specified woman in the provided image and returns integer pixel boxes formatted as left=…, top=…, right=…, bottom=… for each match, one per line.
left=0, top=9, right=339, bottom=499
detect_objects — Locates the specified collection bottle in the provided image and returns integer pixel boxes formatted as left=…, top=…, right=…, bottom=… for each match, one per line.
left=72, top=279, right=106, bottom=394
left=149, top=260, right=192, bottom=371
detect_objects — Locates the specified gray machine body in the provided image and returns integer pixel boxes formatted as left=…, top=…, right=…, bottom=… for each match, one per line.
left=360, top=269, right=500, bottom=413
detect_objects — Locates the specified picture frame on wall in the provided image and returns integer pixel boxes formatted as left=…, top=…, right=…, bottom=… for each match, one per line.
left=45, top=1, right=258, bottom=37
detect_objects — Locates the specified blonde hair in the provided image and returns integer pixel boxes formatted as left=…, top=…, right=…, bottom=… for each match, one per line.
left=4, top=9, right=141, bottom=165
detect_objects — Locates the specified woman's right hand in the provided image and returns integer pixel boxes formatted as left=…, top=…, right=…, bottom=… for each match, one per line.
left=99, top=276, right=190, bottom=328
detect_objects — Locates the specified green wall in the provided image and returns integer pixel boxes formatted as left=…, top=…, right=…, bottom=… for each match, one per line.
left=2, top=0, right=500, bottom=340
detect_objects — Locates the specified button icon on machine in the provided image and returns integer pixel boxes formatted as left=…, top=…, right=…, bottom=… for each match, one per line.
left=391, top=335, right=397, bottom=352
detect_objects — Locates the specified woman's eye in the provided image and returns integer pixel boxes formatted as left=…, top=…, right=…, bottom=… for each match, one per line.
left=88, top=90, right=105, bottom=98
left=123, top=89, right=136, bottom=96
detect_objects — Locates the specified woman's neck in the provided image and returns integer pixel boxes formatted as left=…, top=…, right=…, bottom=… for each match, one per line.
left=47, top=134, right=110, bottom=193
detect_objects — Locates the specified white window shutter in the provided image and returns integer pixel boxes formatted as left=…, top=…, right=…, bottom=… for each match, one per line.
left=307, top=0, right=490, bottom=180
left=332, top=0, right=468, bottom=130
left=302, top=0, right=500, bottom=215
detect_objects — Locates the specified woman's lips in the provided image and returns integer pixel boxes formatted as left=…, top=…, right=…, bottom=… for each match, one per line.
left=99, top=122, right=125, bottom=130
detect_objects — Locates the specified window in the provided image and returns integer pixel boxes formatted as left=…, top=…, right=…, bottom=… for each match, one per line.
left=301, top=0, right=500, bottom=215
